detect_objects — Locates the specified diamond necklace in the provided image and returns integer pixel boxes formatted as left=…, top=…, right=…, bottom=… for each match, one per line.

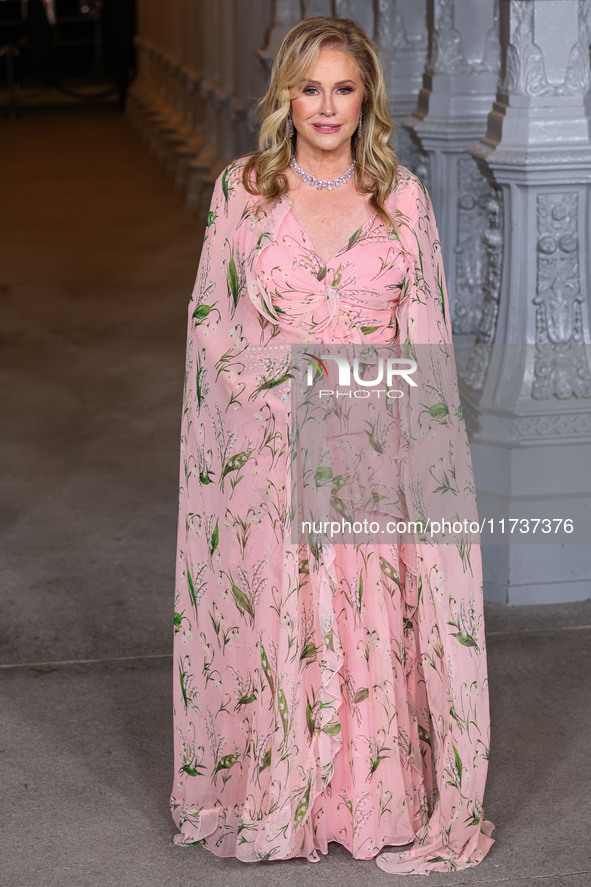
left=290, top=156, right=355, bottom=191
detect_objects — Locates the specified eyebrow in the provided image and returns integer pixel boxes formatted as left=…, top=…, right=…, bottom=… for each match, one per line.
left=303, top=79, right=356, bottom=86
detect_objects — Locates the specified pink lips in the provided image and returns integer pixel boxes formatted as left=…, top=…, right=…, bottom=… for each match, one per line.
left=312, top=123, right=342, bottom=133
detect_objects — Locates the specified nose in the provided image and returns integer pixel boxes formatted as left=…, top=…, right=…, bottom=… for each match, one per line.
left=320, top=93, right=336, bottom=116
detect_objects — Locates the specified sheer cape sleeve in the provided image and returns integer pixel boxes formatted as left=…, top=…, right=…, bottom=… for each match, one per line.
left=372, top=171, right=496, bottom=874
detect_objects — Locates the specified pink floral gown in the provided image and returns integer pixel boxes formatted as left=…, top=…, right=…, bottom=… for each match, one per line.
left=170, top=156, right=496, bottom=874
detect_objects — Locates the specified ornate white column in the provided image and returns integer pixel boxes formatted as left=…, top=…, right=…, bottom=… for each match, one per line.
left=403, top=0, right=501, bottom=336
left=257, top=0, right=303, bottom=77
left=465, top=0, right=591, bottom=604
left=374, top=0, right=428, bottom=175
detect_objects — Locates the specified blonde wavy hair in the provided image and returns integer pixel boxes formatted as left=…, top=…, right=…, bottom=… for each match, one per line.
left=242, top=16, right=400, bottom=230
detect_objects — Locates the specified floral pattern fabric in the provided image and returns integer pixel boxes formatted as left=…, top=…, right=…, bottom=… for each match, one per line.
left=258, top=206, right=411, bottom=345
left=170, top=156, right=496, bottom=874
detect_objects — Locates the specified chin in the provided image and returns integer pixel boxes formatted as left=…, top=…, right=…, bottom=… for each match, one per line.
left=308, top=133, right=352, bottom=148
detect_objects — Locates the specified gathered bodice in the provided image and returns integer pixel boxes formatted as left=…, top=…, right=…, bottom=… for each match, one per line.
left=255, top=206, right=412, bottom=345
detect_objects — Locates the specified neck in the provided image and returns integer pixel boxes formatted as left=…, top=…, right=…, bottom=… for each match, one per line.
left=293, top=142, right=354, bottom=177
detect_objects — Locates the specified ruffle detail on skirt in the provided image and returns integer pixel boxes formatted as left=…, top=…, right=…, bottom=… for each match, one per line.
left=172, top=806, right=219, bottom=846
left=172, top=803, right=319, bottom=861
left=375, top=814, right=495, bottom=875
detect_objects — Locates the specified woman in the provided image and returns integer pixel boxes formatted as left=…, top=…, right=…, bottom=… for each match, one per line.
left=171, top=16, right=496, bottom=874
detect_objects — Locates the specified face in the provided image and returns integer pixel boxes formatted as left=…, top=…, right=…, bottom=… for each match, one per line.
left=289, top=46, right=364, bottom=158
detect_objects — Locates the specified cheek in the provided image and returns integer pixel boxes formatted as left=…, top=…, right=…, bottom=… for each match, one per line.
left=349, top=96, right=364, bottom=118
left=291, top=97, right=314, bottom=120
left=335, top=95, right=362, bottom=124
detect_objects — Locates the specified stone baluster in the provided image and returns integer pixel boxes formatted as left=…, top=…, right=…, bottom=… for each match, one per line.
left=215, top=0, right=238, bottom=171
left=464, top=0, right=591, bottom=604
left=128, top=0, right=162, bottom=140
left=157, top=3, right=191, bottom=179
left=169, top=1, right=204, bottom=192
left=184, top=1, right=205, bottom=142
left=186, top=0, right=225, bottom=210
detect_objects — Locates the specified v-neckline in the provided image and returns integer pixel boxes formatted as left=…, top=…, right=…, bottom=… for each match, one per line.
left=285, top=202, right=378, bottom=267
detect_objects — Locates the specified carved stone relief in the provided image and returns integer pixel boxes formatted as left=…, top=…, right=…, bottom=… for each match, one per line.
left=376, top=0, right=425, bottom=51
left=427, top=0, right=500, bottom=76
left=477, top=187, right=504, bottom=345
left=533, top=192, right=591, bottom=399
left=427, top=0, right=468, bottom=75
left=460, top=399, right=482, bottom=436
left=502, top=0, right=591, bottom=98
left=376, top=0, right=407, bottom=50
left=333, top=0, right=374, bottom=36
left=461, top=183, right=503, bottom=391
left=377, top=0, right=428, bottom=140
left=414, top=152, right=431, bottom=192
left=563, top=0, right=591, bottom=96
left=479, top=0, right=501, bottom=74
left=454, top=157, right=491, bottom=335
left=514, top=410, right=591, bottom=439
left=396, top=136, right=429, bottom=180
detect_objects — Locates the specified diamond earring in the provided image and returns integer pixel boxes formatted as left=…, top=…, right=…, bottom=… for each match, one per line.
left=287, top=113, right=294, bottom=138
left=357, top=108, right=363, bottom=137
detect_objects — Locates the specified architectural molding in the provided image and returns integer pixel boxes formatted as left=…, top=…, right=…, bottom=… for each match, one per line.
left=501, top=0, right=591, bottom=98
left=427, top=0, right=500, bottom=77
left=461, top=183, right=503, bottom=389
left=427, top=0, right=468, bottom=75
left=402, top=1, right=500, bottom=334
left=465, top=0, right=591, bottom=603
left=454, top=157, right=491, bottom=334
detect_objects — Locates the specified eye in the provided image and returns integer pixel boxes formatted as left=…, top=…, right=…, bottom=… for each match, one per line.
left=337, top=87, right=354, bottom=94
left=302, top=86, right=318, bottom=95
